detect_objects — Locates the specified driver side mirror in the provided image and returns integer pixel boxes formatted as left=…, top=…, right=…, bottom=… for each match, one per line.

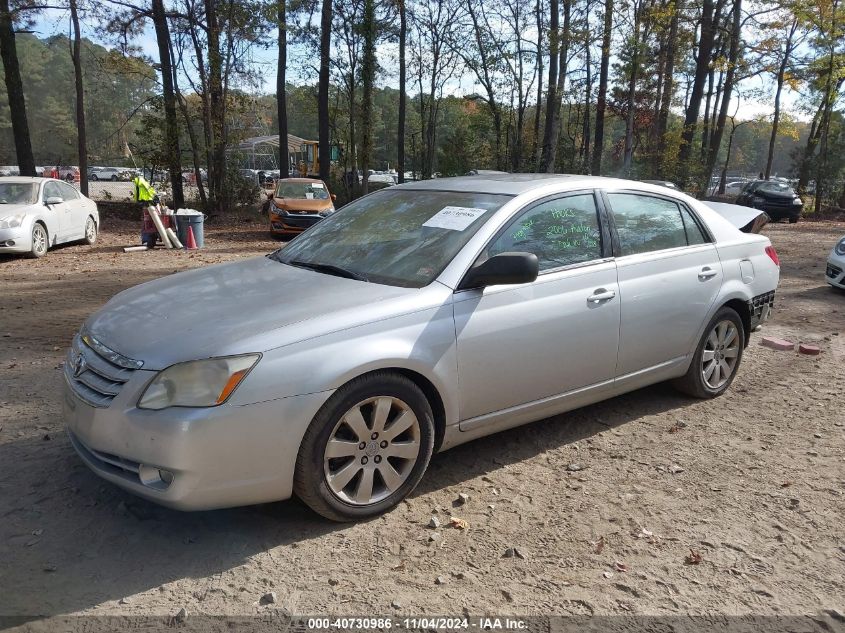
left=45, top=196, right=64, bottom=206
left=331, top=193, right=337, bottom=202
left=459, top=252, right=539, bottom=290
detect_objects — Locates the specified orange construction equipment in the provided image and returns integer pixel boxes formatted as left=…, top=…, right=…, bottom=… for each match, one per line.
left=185, top=225, right=198, bottom=250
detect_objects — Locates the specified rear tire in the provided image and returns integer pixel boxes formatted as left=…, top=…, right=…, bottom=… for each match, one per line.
left=673, top=307, right=744, bottom=399
left=294, top=371, right=435, bottom=522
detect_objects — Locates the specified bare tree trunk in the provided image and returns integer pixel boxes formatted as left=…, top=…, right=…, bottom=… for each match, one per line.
left=765, top=18, right=797, bottom=180
left=678, top=0, right=723, bottom=174
left=656, top=0, right=679, bottom=155
left=705, top=0, right=740, bottom=192
left=69, top=0, right=87, bottom=196
left=152, top=0, right=184, bottom=208
left=397, top=0, right=406, bottom=183
left=622, top=0, right=642, bottom=173
left=277, top=0, right=289, bottom=179
left=170, top=37, right=206, bottom=206
left=590, top=0, right=612, bottom=175
left=0, top=0, right=35, bottom=176
left=360, top=0, right=376, bottom=195
left=540, top=0, right=559, bottom=172
left=532, top=0, right=543, bottom=170
left=581, top=10, right=591, bottom=171
left=205, top=0, right=225, bottom=213
left=318, top=0, right=332, bottom=182
left=541, top=0, right=570, bottom=172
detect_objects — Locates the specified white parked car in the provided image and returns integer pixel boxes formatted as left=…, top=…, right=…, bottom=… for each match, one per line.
left=0, top=177, right=99, bottom=258
left=826, top=235, right=845, bottom=290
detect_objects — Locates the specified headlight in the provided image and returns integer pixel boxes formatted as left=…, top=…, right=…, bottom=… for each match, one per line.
left=138, top=354, right=260, bottom=410
left=835, top=238, right=845, bottom=256
left=792, top=197, right=803, bottom=206
left=319, top=207, right=335, bottom=217
left=0, top=214, right=25, bottom=229
left=751, top=196, right=764, bottom=206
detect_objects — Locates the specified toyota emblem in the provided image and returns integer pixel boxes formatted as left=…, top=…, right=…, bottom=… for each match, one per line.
left=73, top=354, right=87, bottom=378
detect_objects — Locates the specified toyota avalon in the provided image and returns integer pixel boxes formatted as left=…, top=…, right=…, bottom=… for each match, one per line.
left=64, top=175, right=779, bottom=521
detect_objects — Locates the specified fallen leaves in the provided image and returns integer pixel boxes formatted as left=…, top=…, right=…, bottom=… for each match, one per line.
left=685, top=549, right=703, bottom=565
left=448, top=516, right=468, bottom=530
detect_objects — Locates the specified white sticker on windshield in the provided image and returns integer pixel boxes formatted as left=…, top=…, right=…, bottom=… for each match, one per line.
left=423, top=206, right=487, bottom=231
left=311, top=183, right=324, bottom=189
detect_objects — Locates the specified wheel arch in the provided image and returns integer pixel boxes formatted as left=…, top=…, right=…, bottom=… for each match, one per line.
left=722, top=298, right=751, bottom=347
left=388, top=367, right=447, bottom=453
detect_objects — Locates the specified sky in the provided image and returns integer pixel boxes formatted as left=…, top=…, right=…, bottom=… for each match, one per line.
left=30, top=7, right=805, bottom=126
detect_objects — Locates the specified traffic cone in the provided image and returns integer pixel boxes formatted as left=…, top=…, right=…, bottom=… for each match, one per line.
left=185, top=225, right=198, bottom=250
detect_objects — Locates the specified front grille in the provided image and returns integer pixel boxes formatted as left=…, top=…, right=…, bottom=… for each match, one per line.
left=64, top=332, right=142, bottom=408
left=280, top=215, right=320, bottom=229
left=827, top=264, right=842, bottom=279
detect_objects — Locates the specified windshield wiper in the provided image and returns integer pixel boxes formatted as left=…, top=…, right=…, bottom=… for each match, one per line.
left=287, top=259, right=368, bottom=282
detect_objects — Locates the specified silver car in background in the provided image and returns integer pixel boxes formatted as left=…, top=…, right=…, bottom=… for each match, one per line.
left=0, top=177, right=99, bottom=258
left=64, top=175, right=779, bottom=521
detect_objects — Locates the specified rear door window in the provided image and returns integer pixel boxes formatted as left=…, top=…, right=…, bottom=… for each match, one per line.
left=607, top=193, right=699, bottom=256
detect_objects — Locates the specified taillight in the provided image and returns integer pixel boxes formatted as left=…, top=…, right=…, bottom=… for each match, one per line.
left=765, top=245, right=780, bottom=267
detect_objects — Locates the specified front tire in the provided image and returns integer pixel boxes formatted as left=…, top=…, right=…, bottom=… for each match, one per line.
left=29, top=223, right=48, bottom=258
left=294, top=371, right=435, bottom=521
left=673, top=307, right=744, bottom=399
left=84, top=216, right=97, bottom=245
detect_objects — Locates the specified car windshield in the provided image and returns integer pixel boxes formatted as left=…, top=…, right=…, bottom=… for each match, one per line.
left=0, top=183, right=37, bottom=204
left=757, top=182, right=793, bottom=195
left=275, top=181, right=330, bottom=200
left=270, top=188, right=511, bottom=288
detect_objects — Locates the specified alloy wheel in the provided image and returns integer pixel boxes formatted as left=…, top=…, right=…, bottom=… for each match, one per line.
left=85, top=218, right=96, bottom=243
left=323, top=396, right=421, bottom=506
left=701, top=319, right=739, bottom=389
left=32, top=225, right=47, bottom=256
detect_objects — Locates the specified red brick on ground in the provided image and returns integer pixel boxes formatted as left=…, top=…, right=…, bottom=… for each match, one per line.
left=760, top=337, right=795, bottom=351
left=798, top=343, right=822, bottom=355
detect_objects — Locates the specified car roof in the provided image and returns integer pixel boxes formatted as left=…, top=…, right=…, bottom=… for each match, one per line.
left=0, top=176, right=50, bottom=184
left=391, top=173, right=664, bottom=196
left=276, top=177, right=325, bottom=184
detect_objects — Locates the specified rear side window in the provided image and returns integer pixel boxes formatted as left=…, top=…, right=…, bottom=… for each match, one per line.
left=488, top=193, right=602, bottom=271
left=680, top=206, right=707, bottom=245
left=608, top=193, right=706, bottom=256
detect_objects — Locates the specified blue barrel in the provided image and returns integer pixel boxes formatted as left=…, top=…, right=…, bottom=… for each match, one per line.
left=175, top=213, right=205, bottom=248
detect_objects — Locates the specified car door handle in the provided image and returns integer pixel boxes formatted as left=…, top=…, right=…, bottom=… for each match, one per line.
left=587, top=288, right=616, bottom=303
left=698, top=266, right=719, bottom=280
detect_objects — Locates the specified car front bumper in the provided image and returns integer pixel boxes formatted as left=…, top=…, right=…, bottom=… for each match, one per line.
left=0, top=226, right=31, bottom=254
left=827, top=251, right=845, bottom=289
left=63, top=368, right=331, bottom=510
left=269, top=212, right=323, bottom=234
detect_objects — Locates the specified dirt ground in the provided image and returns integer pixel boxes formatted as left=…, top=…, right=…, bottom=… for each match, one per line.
left=1, top=213, right=843, bottom=623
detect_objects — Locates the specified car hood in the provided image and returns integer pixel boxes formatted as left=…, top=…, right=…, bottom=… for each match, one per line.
left=272, top=197, right=332, bottom=213
left=0, top=203, right=36, bottom=216
left=84, top=256, right=427, bottom=370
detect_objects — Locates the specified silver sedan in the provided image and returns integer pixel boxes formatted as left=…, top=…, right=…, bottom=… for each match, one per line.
left=64, top=175, right=779, bottom=521
left=0, top=177, right=99, bottom=258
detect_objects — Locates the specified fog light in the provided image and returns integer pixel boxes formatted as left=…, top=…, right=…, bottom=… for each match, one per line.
left=3, top=240, right=14, bottom=247
left=138, top=464, right=174, bottom=489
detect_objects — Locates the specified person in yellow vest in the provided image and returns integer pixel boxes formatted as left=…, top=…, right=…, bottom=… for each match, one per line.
left=133, top=174, right=162, bottom=248
left=132, top=174, right=157, bottom=205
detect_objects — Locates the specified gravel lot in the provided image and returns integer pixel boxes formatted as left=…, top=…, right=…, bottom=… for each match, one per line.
left=1, top=214, right=843, bottom=623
